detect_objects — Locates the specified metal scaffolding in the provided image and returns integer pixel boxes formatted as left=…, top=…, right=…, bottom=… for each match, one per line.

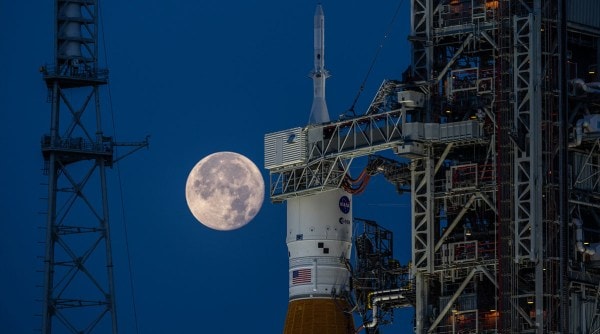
left=39, top=1, right=147, bottom=333
left=265, top=0, right=600, bottom=332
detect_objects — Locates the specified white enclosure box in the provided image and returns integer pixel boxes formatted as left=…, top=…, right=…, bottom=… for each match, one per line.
left=264, top=127, right=306, bottom=169
left=398, top=90, right=425, bottom=108
left=394, top=141, right=426, bottom=158
left=439, top=120, right=481, bottom=141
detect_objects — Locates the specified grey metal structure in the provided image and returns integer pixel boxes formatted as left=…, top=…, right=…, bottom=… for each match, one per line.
left=406, top=1, right=599, bottom=333
left=265, top=0, right=600, bottom=333
left=39, top=1, right=146, bottom=333
left=352, top=217, right=414, bottom=331
left=408, top=1, right=600, bottom=332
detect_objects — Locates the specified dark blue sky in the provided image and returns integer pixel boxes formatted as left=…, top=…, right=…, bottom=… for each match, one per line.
left=1, top=1, right=413, bottom=332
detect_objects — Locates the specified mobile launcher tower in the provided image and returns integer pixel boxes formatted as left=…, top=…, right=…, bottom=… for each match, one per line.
left=265, top=1, right=600, bottom=333
left=39, top=1, right=146, bottom=333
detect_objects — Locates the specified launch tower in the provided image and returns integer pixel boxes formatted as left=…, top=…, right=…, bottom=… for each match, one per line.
left=405, top=1, right=600, bottom=333
left=39, top=1, right=146, bottom=333
left=266, top=1, right=600, bottom=333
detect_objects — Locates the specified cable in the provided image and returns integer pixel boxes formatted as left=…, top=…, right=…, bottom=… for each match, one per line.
left=99, top=3, right=141, bottom=334
left=342, top=169, right=372, bottom=194
left=347, top=0, right=405, bottom=115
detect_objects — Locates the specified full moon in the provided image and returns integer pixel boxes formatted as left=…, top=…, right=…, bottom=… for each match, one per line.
left=185, top=151, right=265, bottom=231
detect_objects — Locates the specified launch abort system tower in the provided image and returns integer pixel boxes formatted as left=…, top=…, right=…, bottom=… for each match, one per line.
left=266, top=1, right=600, bottom=333
left=39, top=1, right=146, bottom=333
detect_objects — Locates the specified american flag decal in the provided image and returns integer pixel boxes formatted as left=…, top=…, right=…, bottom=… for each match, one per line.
left=292, top=268, right=312, bottom=285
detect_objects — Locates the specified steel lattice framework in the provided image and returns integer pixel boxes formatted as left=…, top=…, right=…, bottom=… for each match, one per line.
left=39, top=1, right=147, bottom=333
left=265, top=0, right=600, bottom=333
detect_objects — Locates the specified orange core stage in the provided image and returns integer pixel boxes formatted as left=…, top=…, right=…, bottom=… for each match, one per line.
left=283, top=298, right=355, bottom=334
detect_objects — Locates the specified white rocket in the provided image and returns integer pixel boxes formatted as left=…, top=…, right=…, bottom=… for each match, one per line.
left=308, top=4, right=330, bottom=124
left=286, top=190, right=353, bottom=300
left=282, top=5, right=355, bottom=333
left=283, top=189, right=355, bottom=333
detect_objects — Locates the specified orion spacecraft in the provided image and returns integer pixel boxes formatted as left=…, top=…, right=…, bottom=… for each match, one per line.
left=308, top=4, right=331, bottom=125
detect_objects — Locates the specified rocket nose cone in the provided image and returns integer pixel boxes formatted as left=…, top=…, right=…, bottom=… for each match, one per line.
left=315, top=4, right=324, bottom=17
